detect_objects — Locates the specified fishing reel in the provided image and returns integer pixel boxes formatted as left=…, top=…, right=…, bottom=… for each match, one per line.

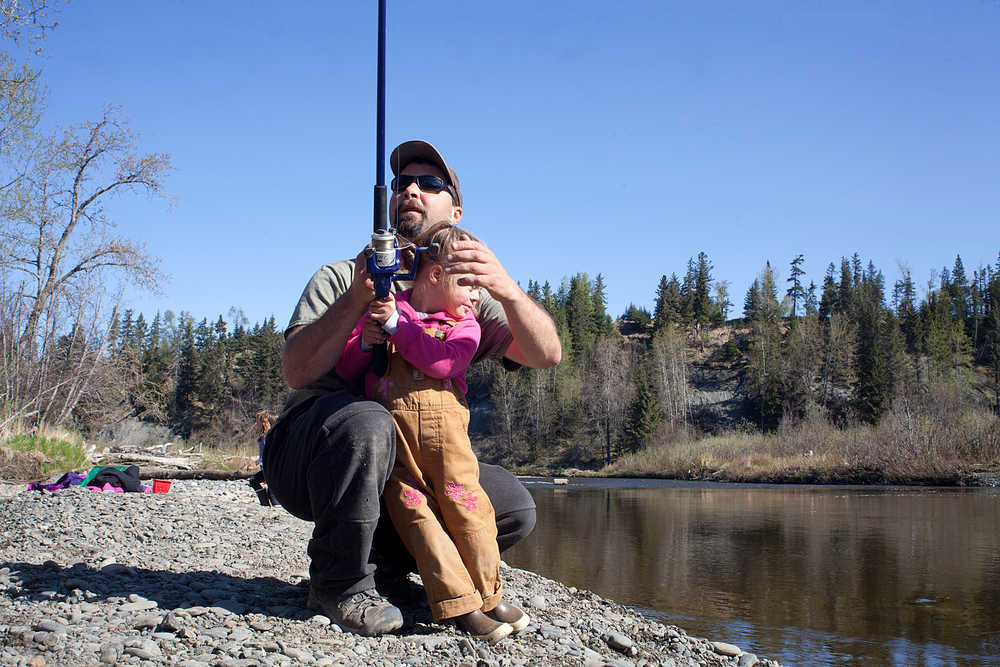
left=365, top=230, right=401, bottom=300
left=364, top=230, right=436, bottom=297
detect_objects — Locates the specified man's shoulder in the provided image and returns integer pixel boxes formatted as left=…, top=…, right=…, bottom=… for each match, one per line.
left=301, top=258, right=357, bottom=299
left=314, top=258, right=356, bottom=281
left=286, top=258, right=358, bottom=335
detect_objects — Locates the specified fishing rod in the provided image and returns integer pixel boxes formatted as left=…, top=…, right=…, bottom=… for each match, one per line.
left=365, top=0, right=395, bottom=377
left=364, top=0, right=432, bottom=377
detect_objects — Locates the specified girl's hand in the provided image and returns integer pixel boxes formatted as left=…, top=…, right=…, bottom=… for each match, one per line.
left=368, top=293, right=396, bottom=324
left=362, top=317, right=387, bottom=348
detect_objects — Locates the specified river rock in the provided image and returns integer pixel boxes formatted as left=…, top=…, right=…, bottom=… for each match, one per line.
left=606, top=631, right=634, bottom=652
left=35, top=619, right=68, bottom=634
left=713, top=640, right=742, bottom=657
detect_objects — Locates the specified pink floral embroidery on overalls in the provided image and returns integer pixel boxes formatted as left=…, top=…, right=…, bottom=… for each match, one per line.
left=403, top=488, right=424, bottom=507
left=402, top=474, right=424, bottom=507
left=444, top=481, right=478, bottom=512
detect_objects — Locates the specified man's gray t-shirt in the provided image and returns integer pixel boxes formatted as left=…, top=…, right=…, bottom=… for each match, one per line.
left=280, top=259, right=514, bottom=416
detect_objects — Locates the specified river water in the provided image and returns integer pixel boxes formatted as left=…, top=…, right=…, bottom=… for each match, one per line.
left=503, top=478, right=1000, bottom=666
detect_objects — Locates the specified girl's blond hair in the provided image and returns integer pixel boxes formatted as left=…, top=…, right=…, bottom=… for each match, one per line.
left=403, top=222, right=479, bottom=272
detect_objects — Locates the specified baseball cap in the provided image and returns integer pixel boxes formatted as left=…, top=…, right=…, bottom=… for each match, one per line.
left=389, top=140, right=462, bottom=207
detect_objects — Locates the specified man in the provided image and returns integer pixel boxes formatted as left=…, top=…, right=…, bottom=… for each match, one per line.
left=263, top=140, right=561, bottom=636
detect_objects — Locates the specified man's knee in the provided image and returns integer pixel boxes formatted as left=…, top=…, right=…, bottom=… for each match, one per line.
left=318, top=400, right=396, bottom=482
left=496, top=507, right=536, bottom=553
left=478, top=462, right=537, bottom=553
left=325, top=400, right=394, bottom=451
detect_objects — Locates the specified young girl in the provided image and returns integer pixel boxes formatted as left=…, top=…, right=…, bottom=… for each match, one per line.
left=255, top=410, right=278, bottom=461
left=336, top=223, right=528, bottom=643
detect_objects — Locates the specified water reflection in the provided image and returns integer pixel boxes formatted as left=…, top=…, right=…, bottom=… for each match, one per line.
left=505, top=480, right=1000, bottom=666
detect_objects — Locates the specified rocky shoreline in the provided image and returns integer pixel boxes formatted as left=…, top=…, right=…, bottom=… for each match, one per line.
left=1, top=480, right=780, bottom=666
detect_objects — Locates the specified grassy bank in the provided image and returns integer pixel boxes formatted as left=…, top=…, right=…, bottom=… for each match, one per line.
left=603, top=396, right=1000, bottom=485
left=0, top=428, right=90, bottom=481
left=0, top=421, right=259, bottom=481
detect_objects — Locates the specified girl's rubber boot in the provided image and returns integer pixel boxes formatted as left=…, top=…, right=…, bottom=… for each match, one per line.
left=486, top=600, right=530, bottom=633
left=454, top=609, right=513, bottom=644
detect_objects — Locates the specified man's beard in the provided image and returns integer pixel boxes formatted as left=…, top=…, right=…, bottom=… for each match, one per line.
left=394, top=212, right=426, bottom=241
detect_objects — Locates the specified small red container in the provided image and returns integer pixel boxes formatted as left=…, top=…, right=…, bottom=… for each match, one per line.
left=152, top=479, right=171, bottom=493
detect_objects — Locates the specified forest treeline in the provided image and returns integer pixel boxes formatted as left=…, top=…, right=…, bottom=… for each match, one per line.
left=5, top=247, right=999, bottom=472
left=473, top=250, right=1000, bottom=467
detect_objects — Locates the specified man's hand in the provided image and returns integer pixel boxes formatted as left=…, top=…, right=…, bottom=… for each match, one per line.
left=445, top=235, right=520, bottom=304
left=444, top=233, right=561, bottom=369
left=368, top=293, right=396, bottom=325
left=349, top=248, right=377, bottom=307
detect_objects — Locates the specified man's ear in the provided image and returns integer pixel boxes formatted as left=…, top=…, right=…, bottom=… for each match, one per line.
left=451, top=205, right=462, bottom=224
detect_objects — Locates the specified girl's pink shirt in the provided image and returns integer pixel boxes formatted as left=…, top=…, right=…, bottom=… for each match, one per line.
left=335, top=289, right=481, bottom=397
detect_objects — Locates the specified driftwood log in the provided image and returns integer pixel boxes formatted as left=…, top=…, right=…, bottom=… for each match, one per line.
left=138, top=468, right=256, bottom=481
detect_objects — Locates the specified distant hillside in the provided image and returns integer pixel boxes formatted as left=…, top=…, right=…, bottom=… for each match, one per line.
left=618, top=318, right=749, bottom=431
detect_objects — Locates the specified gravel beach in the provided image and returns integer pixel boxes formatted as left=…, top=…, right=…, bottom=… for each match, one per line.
left=1, top=480, right=780, bottom=666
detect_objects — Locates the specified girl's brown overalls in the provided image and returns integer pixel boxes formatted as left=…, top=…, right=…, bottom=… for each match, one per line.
left=376, top=337, right=502, bottom=621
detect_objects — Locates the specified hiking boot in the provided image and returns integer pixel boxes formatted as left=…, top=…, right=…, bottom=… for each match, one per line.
left=486, top=599, right=529, bottom=633
left=454, top=609, right=513, bottom=644
left=307, top=587, right=403, bottom=636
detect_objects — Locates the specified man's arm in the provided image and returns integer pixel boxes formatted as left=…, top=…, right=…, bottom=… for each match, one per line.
left=283, top=252, right=373, bottom=389
left=445, top=237, right=561, bottom=369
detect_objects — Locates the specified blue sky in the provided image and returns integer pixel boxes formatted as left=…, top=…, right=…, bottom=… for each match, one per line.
left=30, top=1, right=1000, bottom=329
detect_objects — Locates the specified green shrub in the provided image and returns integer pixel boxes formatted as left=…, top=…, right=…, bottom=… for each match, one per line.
left=4, top=434, right=89, bottom=476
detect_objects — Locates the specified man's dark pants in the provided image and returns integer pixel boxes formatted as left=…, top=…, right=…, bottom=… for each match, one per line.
left=262, top=390, right=536, bottom=598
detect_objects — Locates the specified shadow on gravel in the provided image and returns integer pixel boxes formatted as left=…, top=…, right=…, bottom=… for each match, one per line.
left=2, top=560, right=311, bottom=620
left=2, top=559, right=439, bottom=631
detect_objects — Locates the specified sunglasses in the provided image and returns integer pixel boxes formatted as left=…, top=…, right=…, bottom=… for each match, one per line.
left=391, top=174, right=449, bottom=194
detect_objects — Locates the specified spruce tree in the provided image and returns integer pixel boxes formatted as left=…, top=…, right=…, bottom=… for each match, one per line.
left=819, top=263, right=837, bottom=320
left=744, top=279, right=761, bottom=320
left=566, top=273, right=595, bottom=363
left=855, top=297, right=890, bottom=424
left=692, top=252, right=714, bottom=325
left=625, top=367, right=660, bottom=452
left=680, top=258, right=696, bottom=323
left=624, top=304, right=652, bottom=327
left=118, top=309, right=135, bottom=353
left=591, top=274, right=614, bottom=335
left=786, top=254, right=806, bottom=317
left=133, top=314, right=148, bottom=352
left=893, top=268, right=919, bottom=353
left=837, top=258, right=853, bottom=315
left=653, top=274, right=681, bottom=331
left=745, top=264, right=785, bottom=429
left=950, top=254, right=969, bottom=321
left=172, top=317, right=198, bottom=438
left=805, top=281, right=818, bottom=316
left=987, top=292, right=1000, bottom=414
